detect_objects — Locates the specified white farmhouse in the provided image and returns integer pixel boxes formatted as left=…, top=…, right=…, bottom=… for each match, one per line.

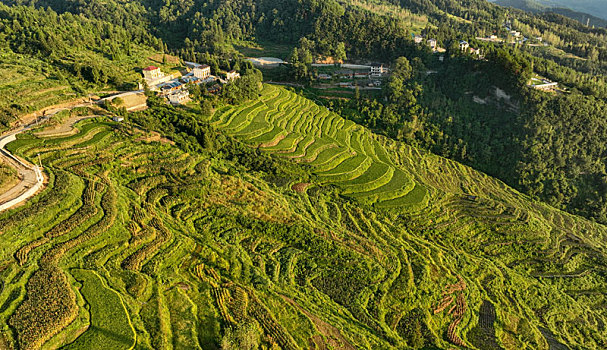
left=226, top=70, right=241, bottom=81
left=193, top=64, right=211, bottom=79
left=143, top=66, right=163, bottom=80
left=168, top=90, right=190, bottom=105
left=459, top=41, right=470, bottom=51
left=370, top=64, right=389, bottom=77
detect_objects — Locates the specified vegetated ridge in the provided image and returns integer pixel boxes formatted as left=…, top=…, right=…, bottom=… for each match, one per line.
left=0, top=84, right=605, bottom=349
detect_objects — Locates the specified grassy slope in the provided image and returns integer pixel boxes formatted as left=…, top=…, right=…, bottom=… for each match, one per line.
left=64, top=269, right=136, bottom=350
left=0, top=89, right=604, bottom=349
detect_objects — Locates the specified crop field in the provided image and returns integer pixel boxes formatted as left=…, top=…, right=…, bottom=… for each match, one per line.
left=208, top=85, right=429, bottom=209
left=0, top=90, right=605, bottom=349
left=64, top=269, right=136, bottom=350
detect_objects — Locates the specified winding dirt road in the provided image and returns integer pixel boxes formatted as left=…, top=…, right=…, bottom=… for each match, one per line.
left=0, top=103, right=95, bottom=211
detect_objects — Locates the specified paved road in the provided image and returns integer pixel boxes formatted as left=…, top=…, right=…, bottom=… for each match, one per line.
left=0, top=90, right=141, bottom=212
left=0, top=118, right=51, bottom=211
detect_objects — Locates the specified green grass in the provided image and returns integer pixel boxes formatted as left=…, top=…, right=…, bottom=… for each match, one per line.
left=234, top=41, right=294, bottom=60
left=317, top=154, right=372, bottom=182
left=340, top=162, right=393, bottom=194
left=209, top=86, right=421, bottom=206
left=349, top=168, right=415, bottom=203
left=0, top=85, right=606, bottom=350
left=64, top=269, right=136, bottom=350
left=375, top=183, right=429, bottom=209
left=261, top=133, right=302, bottom=153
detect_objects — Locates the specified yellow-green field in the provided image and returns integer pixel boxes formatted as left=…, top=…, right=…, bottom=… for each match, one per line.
left=0, top=88, right=605, bottom=349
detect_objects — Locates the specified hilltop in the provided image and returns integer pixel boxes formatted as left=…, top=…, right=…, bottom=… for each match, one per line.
left=493, top=0, right=607, bottom=27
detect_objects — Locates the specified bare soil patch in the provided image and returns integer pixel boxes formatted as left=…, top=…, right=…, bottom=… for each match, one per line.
left=291, top=183, right=312, bottom=193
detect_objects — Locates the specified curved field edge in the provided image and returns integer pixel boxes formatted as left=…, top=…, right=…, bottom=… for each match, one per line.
left=0, top=96, right=604, bottom=349
left=63, top=269, right=136, bottom=350
left=209, top=85, right=420, bottom=208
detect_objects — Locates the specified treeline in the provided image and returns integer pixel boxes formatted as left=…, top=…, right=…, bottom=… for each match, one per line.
left=0, top=3, right=161, bottom=89
left=331, top=45, right=607, bottom=222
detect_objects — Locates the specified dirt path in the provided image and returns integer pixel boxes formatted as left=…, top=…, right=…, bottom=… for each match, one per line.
left=36, top=115, right=97, bottom=137
left=0, top=108, right=91, bottom=212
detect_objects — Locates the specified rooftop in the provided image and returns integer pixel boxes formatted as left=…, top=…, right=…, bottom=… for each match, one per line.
left=143, top=66, right=159, bottom=71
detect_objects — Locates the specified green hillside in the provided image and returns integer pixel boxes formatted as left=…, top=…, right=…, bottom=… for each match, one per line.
left=492, top=0, right=607, bottom=21
left=2, top=0, right=607, bottom=348
left=206, top=85, right=428, bottom=209
left=493, top=0, right=607, bottom=27
left=0, top=86, right=605, bottom=349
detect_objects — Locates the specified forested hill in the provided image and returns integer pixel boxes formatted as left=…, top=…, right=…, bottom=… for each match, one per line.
left=5, top=0, right=607, bottom=223
left=493, top=0, right=607, bottom=27
left=493, top=0, right=607, bottom=21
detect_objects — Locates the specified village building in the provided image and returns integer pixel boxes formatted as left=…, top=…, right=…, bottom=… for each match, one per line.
left=427, top=38, right=437, bottom=51
left=168, top=90, right=190, bottom=105
left=413, top=34, right=424, bottom=44
left=160, top=81, right=184, bottom=95
left=370, top=64, right=389, bottom=76
left=181, top=76, right=200, bottom=84
left=143, top=66, right=163, bottom=80
left=193, top=64, right=211, bottom=79
left=532, top=82, right=558, bottom=91
left=142, top=65, right=172, bottom=87
left=226, top=70, right=241, bottom=81
left=185, top=61, right=202, bottom=69
left=459, top=41, right=470, bottom=51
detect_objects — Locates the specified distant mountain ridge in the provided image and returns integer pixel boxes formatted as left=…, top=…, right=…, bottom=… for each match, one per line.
left=492, top=0, right=607, bottom=25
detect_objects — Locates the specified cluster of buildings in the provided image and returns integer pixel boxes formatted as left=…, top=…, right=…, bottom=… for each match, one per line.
left=413, top=35, right=446, bottom=53
left=458, top=41, right=483, bottom=57
left=315, top=63, right=389, bottom=86
left=141, top=63, right=241, bottom=105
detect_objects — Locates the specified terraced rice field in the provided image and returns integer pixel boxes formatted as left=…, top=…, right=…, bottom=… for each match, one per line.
left=207, top=85, right=428, bottom=209
left=0, top=93, right=606, bottom=349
